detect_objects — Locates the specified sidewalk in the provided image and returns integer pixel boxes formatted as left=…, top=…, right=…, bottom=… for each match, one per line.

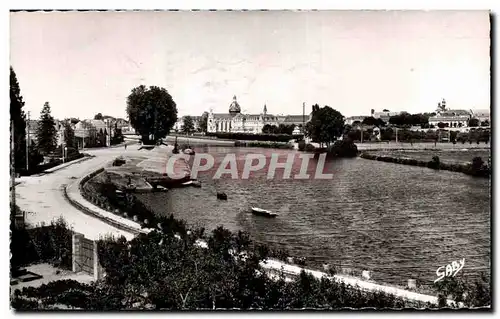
left=260, top=259, right=459, bottom=307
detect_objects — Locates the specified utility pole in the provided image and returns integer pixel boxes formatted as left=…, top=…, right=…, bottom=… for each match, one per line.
left=360, top=125, right=363, bottom=143
left=26, top=111, right=30, bottom=171
left=395, top=127, right=398, bottom=143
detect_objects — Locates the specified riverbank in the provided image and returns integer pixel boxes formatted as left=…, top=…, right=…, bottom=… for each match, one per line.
left=62, top=172, right=465, bottom=307
left=360, top=152, right=490, bottom=178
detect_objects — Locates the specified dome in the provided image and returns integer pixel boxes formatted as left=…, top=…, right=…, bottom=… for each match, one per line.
left=229, top=95, right=241, bottom=114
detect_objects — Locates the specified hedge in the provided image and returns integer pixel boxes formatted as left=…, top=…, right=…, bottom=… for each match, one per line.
left=11, top=217, right=73, bottom=270
left=207, top=132, right=303, bottom=142
left=234, top=141, right=294, bottom=149
left=360, top=153, right=491, bottom=178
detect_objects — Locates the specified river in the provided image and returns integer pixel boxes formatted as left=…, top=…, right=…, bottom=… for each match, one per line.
left=135, top=146, right=490, bottom=287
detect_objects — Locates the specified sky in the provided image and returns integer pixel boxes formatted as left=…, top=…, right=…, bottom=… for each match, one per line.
left=10, top=10, right=490, bottom=120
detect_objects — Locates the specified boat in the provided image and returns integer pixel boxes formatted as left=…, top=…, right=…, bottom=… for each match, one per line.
left=251, top=207, right=278, bottom=218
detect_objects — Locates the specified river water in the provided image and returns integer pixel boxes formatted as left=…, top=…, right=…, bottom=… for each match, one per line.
left=136, top=146, right=490, bottom=287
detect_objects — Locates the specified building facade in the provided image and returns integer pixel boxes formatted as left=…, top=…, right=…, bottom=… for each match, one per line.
left=207, top=96, right=309, bottom=134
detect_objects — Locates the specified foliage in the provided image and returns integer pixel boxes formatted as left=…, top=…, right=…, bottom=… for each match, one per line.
left=10, top=217, right=73, bottom=270
left=235, top=141, right=293, bottom=149
left=207, top=132, right=302, bottom=143
left=199, top=111, right=208, bottom=133
left=326, top=139, right=358, bottom=158
left=126, top=85, right=178, bottom=144
left=63, top=121, right=75, bottom=148
left=298, top=140, right=306, bottom=151
left=94, top=113, right=104, bottom=120
left=304, top=143, right=316, bottom=152
left=468, top=118, right=480, bottom=127
left=111, top=123, right=124, bottom=145
left=360, top=153, right=490, bottom=178
left=182, top=116, right=195, bottom=135
left=433, top=274, right=490, bottom=308
left=14, top=225, right=428, bottom=310
left=10, top=67, right=27, bottom=172
left=388, top=113, right=429, bottom=127
left=346, top=129, right=372, bottom=142
left=305, top=105, right=344, bottom=146
left=362, top=117, right=385, bottom=127
left=262, top=124, right=296, bottom=135
left=35, top=102, right=58, bottom=156
left=480, top=120, right=489, bottom=127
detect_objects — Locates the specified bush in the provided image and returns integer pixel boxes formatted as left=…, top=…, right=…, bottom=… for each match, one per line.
left=298, top=140, right=306, bottom=151
left=112, top=157, right=126, bottom=166
left=206, top=132, right=303, bottom=143
left=428, top=156, right=440, bottom=170
left=11, top=217, right=73, bottom=270
left=326, top=139, right=358, bottom=158
left=304, top=143, right=316, bottom=152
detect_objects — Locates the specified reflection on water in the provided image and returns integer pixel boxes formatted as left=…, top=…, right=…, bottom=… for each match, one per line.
left=136, top=146, right=490, bottom=286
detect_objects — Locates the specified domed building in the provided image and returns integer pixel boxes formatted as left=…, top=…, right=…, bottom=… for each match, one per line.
left=228, top=95, right=241, bottom=115
left=206, top=95, right=310, bottom=134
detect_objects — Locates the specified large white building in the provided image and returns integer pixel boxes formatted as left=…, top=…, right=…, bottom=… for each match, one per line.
left=207, top=96, right=309, bottom=134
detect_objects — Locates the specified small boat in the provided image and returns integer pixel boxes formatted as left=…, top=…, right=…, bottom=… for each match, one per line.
left=251, top=207, right=278, bottom=218
left=217, top=192, right=227, bottom=200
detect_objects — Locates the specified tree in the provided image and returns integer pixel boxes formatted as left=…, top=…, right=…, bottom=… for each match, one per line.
left=10, top=67, right=27, bottom=172
left=437, top=122, right=446, bottom=129
left=97, top=128, right=105, bottom=146
left=362, top=117, right=378, bottom=127
left=182, top=116, right=195, bottom=135
left=305, top=105, right=344, bottom=147
left=94, top=113, right=104, bottom=120
left=468, top=118, right=480, bottom=127
left=126, top=85, right=178, bottom=145
left=112, top=123, right=124, bottom=145
left=63, top=121, right=75, bottom=148
left=36, top=102, right=57, bottom=156
left=382, top=109, right=390, bottom=112
left=481, top=120, right=489, bottom=127
left=199, top=112, right=209, bottom=133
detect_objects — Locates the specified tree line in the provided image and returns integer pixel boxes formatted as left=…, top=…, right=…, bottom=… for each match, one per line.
left=10, top=67, right=125, bottom=174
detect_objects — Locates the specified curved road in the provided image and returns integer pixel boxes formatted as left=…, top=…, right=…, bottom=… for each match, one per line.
left=15, top=146, right=162, bottom=240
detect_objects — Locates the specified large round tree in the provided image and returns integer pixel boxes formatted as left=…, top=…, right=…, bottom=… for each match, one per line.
left=305, top=105, right=345, bottom=147
left=126, top=85, right=178, bottom=144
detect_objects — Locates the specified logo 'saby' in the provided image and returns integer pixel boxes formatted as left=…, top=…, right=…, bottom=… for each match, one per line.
left=165, top=152, right=337, bottom=180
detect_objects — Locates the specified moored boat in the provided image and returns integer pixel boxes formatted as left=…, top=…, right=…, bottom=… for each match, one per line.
left=251, top=207, right=278, bottom=218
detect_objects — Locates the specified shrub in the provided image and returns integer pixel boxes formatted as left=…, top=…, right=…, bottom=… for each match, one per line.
left=11, top=217, right=73, bottom=270
left=305, top=143, right=316, bottom=152
left=112, top=157, right=126, bottom=166
left=206, top=132, right=303, bottom=143
left=298, top=140, right=306, bottom=151
left=326, top=139, right=358, bottom=158
left=428, top=156, right=440, bottom=170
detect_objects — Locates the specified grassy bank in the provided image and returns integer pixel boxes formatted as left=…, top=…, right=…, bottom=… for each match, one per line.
left=360, top=152, right=490, bottom=178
